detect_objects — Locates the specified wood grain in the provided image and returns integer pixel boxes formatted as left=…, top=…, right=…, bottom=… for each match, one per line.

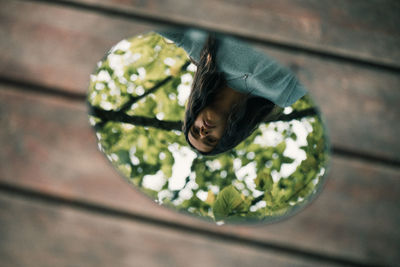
left=0, top=192, right=342, bottom=267
left=1, top=1, right=399, bottom=265
left=63, top=0, right=400, bottom=68
left=1, top=86, right=399, bottom=265
left=1, top=0, right=399, bottom=160
left=0, top=0, right=154, bottom=93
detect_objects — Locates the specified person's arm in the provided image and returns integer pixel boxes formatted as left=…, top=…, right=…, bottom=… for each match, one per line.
left=157, top=28, right=306, bottom=106
left=214, top=35, right=306, bottom=107
left=246, top=55, right=307, bottom=107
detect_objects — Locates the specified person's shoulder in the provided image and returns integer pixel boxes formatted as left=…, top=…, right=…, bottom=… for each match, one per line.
left=185, top=28, right=208, bottom=40
left=155, top=27, right=208, bottom=62
left=156, top=27, right=207, bottom=43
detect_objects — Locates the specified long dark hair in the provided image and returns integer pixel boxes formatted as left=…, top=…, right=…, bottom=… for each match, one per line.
left=183, top=34, right=275, bottom=155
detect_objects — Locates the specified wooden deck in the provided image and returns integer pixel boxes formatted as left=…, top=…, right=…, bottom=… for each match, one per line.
left=0, top=0, right=399, bottom=266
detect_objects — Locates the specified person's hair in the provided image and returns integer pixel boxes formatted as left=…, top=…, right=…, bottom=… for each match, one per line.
left=183, top=34, right=275, bottom=156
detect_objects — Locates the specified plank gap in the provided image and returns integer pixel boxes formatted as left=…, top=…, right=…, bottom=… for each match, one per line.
left=0, top=181, right=376, bottom=267
left=0, top=76, right=86, bottom=102
left=21, top=0, right=400, bottom=73
left=332, top=146, right=400, bottom=169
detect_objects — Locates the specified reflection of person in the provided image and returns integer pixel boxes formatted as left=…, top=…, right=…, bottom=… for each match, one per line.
left=158, top=28, right=307, bottom=155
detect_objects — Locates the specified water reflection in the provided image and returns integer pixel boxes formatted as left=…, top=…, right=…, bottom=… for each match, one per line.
left=87, top=31, right=330, bottom=224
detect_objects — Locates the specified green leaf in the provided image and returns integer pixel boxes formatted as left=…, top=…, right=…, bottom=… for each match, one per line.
left=303, top=156, right=317, bottom=170
left=272, top=158, right=282, bottom=171
left=161, top=164, right=172, bottom=178
left=205, top=190, right=216, bottom=205
left=263, top=191, right=273, bottom=203
left=276, top=141, right=286, bottom=154
left=212, top=185, right=248, bottom=221
left=254, top=170, right=273, bottom=191
left=281, top=156, right=295, bottom=164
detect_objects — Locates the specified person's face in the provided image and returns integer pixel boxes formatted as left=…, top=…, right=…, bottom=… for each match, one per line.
left=188, top=106, right=228, bottom=153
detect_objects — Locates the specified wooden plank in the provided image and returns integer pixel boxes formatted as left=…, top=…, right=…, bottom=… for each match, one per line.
left=64, top=0, right=400, bottom=68
left=1, top=0, right=399, bottom=160
left=0, top=0, right=155, bottom=94
left=1, top=86, right=399, bottom=265
left=0, top=193, right=339, bottom=267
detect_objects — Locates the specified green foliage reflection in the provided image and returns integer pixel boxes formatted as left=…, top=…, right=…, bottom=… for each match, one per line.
left=87, top=32, right=329, bottom=224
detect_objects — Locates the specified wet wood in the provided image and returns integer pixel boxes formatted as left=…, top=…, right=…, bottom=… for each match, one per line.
left=67, top=0, right=400, bottom=68
left=1, top=87, right=399, bottom=265
left=0, top=193, right=340, bottom=267
left=0, top=0, right=399, bottom=160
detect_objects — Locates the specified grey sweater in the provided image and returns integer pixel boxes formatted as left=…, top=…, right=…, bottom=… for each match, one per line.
left=157, top=28, right=307, bottom=107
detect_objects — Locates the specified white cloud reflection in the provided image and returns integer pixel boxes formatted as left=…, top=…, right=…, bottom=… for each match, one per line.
left=167, top=143, right=196, bottom=191
left=143, top=170, right=166, bottom=191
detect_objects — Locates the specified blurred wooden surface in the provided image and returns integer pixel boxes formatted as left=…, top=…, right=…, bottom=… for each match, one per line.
left=0, top=0, right=399, bottom=266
